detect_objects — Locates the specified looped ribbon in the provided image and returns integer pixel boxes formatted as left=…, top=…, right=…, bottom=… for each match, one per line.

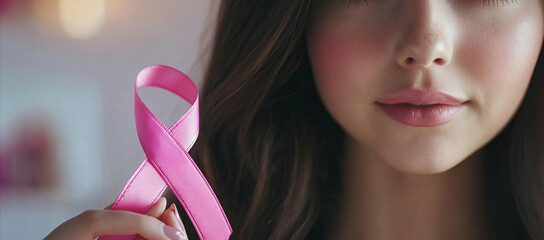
left=98, top=65, right=232, bottom=240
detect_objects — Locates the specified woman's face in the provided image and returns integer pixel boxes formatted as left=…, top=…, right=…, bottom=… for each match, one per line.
left=307, top=0, right=543, bottom=174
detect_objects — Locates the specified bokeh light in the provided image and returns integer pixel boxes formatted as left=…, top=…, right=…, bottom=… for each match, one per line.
left=59, top=0, right=105, bottom=39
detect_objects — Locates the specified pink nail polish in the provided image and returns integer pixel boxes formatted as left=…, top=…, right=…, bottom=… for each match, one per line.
left=163, top=225, right=184, bottom=240
left=171, top=204, right=187, bottom=234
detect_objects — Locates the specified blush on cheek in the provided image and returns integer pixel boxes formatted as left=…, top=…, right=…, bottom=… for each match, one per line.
left=307, top=30, right=354, bottom=80
left=307, top=26, right=388, bottom=87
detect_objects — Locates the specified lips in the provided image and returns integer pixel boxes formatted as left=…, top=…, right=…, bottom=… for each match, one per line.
left=376, top=89, right=467, bottom=127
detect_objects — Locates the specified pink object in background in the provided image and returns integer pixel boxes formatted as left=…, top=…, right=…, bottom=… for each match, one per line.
left=0, top=150, right=11, bottom=188
left=0, top=0, right=10, bottom=15
left=98, top=65, right=232, bottom=240
left=0, top=114, right=59, bottom=190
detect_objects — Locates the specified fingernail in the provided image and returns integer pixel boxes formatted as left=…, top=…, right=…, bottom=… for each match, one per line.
left=163, top=224, right=185, bottom=240
left=171, top=204, right=186, bottom=233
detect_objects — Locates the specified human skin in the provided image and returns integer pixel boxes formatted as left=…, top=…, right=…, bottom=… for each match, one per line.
left=307, top=0, right=543, bottom=239
left=44, top=197, right=187, bottom=240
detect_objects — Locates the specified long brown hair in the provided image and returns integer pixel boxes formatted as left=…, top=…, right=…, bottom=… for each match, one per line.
left=184, top=0, right=544, bottom=239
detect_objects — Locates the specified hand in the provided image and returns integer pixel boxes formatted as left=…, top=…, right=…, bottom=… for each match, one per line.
left=44, top=197, right=188, bottom=240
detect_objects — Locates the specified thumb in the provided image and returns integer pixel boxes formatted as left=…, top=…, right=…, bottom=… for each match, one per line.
left=161, top=204, right=187, bottom=239
left=145, top=197, right=168, bottom=218
left=134, top=197, right=168, bottom=240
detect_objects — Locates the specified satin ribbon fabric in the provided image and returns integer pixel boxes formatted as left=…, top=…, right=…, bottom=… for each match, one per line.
left=98, top=65, right=232, bottom=240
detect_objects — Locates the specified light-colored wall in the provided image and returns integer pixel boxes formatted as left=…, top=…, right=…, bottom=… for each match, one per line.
left=0, top=1, right=218, bottom=238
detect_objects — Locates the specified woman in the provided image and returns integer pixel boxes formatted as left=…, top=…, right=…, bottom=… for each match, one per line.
left=46, top=0, right=544, bottom=239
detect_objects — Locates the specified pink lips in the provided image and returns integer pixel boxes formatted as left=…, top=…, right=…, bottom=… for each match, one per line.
left=376, top=89, right=467, bottom=127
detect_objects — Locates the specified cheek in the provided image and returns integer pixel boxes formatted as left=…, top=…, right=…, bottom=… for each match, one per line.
left=307, top=21, right=389, bottom=86
left=461, top=14, right=543, bottom=127
left=307, top=22, right=391, bottom=127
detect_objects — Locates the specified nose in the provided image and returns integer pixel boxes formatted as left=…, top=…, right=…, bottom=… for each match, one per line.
left=395, top=1, right=453, bottom=69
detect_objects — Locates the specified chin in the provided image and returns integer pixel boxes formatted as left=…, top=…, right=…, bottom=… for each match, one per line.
left=379, top=149, right=466, bottom=175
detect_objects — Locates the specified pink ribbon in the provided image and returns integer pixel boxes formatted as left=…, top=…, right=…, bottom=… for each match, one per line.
left=99, top=65, right=232, bottom=240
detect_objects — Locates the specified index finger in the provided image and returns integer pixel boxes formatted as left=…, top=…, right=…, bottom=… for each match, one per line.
left=87, top=210, right=184, bottom=239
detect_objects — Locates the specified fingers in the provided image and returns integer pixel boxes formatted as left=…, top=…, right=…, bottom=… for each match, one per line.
left=145, top=197, right=168, bottom=218
left=82, top=209, right=184, bottom=240
left=44, top=197, right=184, bottom=240
left=161, top=204, right=187, bottom=239
left=135, top=197, right=168, bottom=240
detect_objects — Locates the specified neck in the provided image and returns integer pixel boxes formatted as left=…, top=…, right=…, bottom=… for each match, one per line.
left=331, top=136, right=492, bottom=240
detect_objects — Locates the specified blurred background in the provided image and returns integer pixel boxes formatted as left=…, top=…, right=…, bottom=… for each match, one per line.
left=0, top=0, right=217, bottom=238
